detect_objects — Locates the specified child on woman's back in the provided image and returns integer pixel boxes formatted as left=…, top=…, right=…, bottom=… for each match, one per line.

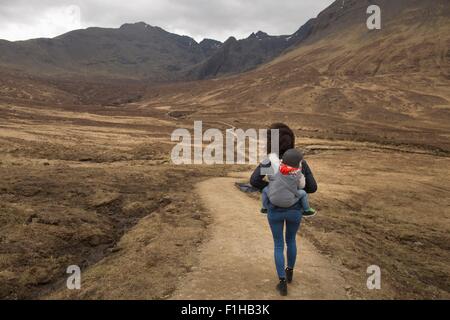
left=261, top=149, right=316, bottom=217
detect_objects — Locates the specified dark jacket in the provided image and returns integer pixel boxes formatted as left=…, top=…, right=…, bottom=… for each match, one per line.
left=250, top=159, right=318, bottom=194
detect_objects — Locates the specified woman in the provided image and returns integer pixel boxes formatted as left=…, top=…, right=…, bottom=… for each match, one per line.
left=250, top=123, right=317, bottom=296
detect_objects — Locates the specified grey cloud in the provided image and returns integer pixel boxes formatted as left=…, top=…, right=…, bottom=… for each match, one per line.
left=0, top=0, right=335, bottom=42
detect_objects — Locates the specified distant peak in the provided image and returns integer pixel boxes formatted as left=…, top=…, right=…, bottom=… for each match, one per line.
left=199, top=38, right=222, bottom=51
left=225, top=36, right=238, bottom=43
left=249, top=31, right=269, bottom=40
left=120, top=22, right=153, bottom=30
left=200, top=38, right=222, bottom=45
left=256, top=31, right=269, bottom=37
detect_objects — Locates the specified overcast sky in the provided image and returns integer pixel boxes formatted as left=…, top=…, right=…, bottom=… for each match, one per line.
left=0, top=0, right=335, bottom=42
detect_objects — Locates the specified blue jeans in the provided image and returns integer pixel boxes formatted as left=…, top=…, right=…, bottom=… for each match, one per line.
left=266, top=200, right=303, bottom=279
left=297, top=189, right=311, bottom=211
left=262, top=187, right=311, bottom=212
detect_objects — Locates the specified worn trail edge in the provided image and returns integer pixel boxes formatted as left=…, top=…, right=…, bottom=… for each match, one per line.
left=171, top=174, right=349, bottom=300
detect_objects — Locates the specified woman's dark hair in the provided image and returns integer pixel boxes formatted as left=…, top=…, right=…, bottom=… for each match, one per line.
left=267, top=123, right=295, bottom=158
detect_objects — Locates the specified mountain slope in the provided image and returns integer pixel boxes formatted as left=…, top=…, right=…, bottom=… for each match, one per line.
left=265, top=0, right=450, bottom=76
left=199, top=39, right=223, bottom=57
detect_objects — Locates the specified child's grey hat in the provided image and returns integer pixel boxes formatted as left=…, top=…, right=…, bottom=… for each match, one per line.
left=282, top=149, right=304, bottom=168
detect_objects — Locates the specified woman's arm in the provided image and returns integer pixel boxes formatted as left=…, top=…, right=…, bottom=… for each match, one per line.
left=250, top=159, right=272, bottom=191
left=302, top=160, right=318, bottom=194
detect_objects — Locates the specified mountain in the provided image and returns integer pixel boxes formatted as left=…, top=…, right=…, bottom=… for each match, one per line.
left=0, top=22, right=221, bottom=80
left=0, top=22, right=296, bottom=81
left=0, top=0, right=448, bottom=82
left=187, top=31, right=292, bottom=79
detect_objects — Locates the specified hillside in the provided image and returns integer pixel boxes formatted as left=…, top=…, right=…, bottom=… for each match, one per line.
left=145, top=0, right=450, bottom=152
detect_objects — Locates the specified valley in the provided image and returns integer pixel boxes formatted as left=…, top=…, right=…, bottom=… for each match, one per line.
left=1, top=73, right=449, bottom=299
left=0, top=0, right=449, bottom=300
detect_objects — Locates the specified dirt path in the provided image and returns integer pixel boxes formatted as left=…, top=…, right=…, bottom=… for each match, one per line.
left=171, top=173, right=350, bottom=300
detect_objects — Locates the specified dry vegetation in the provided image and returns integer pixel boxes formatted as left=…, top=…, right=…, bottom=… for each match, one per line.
left=0, top=84, right=232, bottom=299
